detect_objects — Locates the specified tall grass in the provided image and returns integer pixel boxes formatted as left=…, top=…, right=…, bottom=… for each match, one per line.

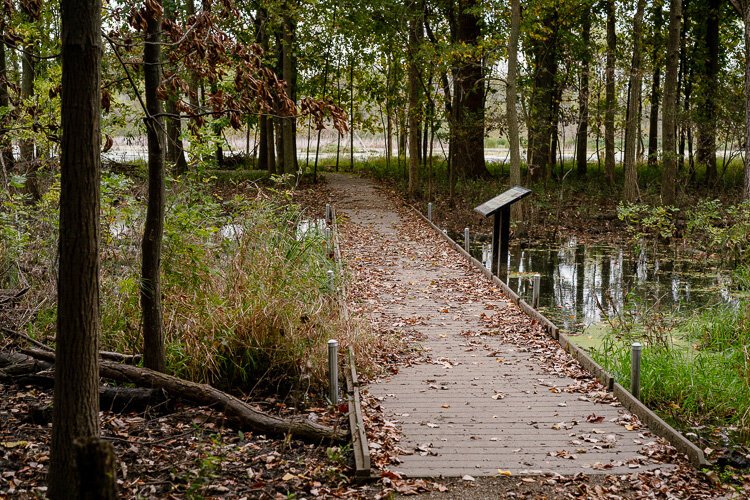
left=2, top=171, right=366, bottom=393
left=593, top=291, right=750, bottom=437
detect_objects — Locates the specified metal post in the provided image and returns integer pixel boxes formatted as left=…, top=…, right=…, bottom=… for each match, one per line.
left=325, top=203, right=332, bottom=224
left=464, top=227, right=470, bottom=253
left=327, top=269, right=335, bottom=292
left=532, top=275, right=540, bottom=308
left=328, top=339, right=339, bottom=403
left=427, top=202, right=433, bottom=222
left=631, top=342, right=642, bottom=400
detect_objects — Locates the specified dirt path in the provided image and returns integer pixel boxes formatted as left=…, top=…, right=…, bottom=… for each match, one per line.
left=330, top=173, right=675, bottom=479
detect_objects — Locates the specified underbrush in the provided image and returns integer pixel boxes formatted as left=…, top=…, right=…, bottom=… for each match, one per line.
left=1, top=170, right=367, bottom=394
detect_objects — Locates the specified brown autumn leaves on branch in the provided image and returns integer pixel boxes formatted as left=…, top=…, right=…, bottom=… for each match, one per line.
left=116, top=0, right=348, bottom=137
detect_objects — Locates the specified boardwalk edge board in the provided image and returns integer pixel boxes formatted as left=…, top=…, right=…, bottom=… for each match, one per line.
left=345, top=347, right=372, bottom=481
left=410, top=205, right=709, bottom=469
left=330, top=208, right=372, bottom=480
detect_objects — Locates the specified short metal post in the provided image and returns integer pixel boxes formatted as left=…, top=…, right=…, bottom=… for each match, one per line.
left=328, top=339, right=339, bottom=403
left=325, top=203, right=332, bottom=224
left=327, top=269, right=335, bottom=292
left=427, top=202, right=433, bottom=222
left=532, top=275, right=540, bottom=308
left=464, top=227, right=470, bottom=253
left=631, top=342, right=642, bottom=400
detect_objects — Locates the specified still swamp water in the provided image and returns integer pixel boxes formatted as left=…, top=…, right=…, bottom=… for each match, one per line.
left=457, top=234, right=738, bottom=346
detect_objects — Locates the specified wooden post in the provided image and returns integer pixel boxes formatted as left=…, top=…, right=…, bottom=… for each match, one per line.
left=491, top=212, right=500, bottom=275
left=499, top=206, right=510, bottom=281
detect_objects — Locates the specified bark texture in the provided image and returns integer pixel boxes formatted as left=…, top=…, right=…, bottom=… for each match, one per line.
left=648, top=3, right=664, bottom=167
left=605, top=0, right=617, bottom=184
left=48, top=0, right=103, bottom=496
left=623, top=0, right=647, bottom=202
left=507, top=0, right=521, bottom=192
left=695, top=0, right=720, bottom=185
left=449, top=0, right=487, bottom=179
left=408, top=5, right=422, bottom=197
left=527, top=7, right=559, bottom=182
left=661, top=0, right=682, bottom=205
left=142, top=0, right=166, bottom=373
left=576, top=10, right=591, bottom=177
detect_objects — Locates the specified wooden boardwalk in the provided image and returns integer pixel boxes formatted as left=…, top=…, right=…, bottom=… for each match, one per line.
left=331, top=174, right=673, bottom=478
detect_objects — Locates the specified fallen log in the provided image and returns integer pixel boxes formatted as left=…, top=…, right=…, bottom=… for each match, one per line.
left=22, top=348, right=345, bottom=443
left=1, top=327, right=142, bottom=364
left=0, top=351, right=171, bottom=414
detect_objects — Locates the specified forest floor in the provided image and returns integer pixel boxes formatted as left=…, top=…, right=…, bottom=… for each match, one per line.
left=0, top=172, right=748, bottom=498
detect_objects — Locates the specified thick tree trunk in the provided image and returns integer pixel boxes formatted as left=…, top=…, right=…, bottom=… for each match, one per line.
left=695, top=0, right=720, bottom=185
left=605, top=0, right=617, bottom=184
left=648, top=4, right=664, bottom=167
left=407, top=6, right=422, bottom=197
left=528, top=8, right=559, bottom=182
left=661, top=0, right=682, bottom=205
left=26, top=348, right=346, bottom=442
left=282, top=13, right=297, bottom=175
left=449, top=0, right=487, bottom=179
left=48, top=0, right=103, bottom=496
left=575, top=11, right=591, bottom=177
left=74, top=438, right=117, bottom=499
left=142, top=0, right=166, bottom=373
left=623, top=0, right=647, bottom=202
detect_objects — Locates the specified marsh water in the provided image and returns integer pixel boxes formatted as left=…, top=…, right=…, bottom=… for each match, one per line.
left=458, top=235, right=735, bottom=344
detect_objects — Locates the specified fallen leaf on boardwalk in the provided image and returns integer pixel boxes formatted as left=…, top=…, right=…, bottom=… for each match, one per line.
left=497, top=469, right=512, bottom=476
left=586, top=413, right=605, bottom=423
left=492, top=392, right=506, bottom=400
left=462, top=475, right=475, bottom=481
left=441, top=404, right=450, bottom=408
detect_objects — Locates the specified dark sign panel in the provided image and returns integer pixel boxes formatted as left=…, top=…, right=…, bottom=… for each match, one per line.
left=474, top=186, right=532, bottom=217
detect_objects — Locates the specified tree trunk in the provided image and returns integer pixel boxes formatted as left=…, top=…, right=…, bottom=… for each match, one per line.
left=507, top=0, right=521, bottom=192
left=661, top=0, right=682, bottom=205
left=48, top=0, right=103, bottom=496
left=407, top=5, right=422, bottom=197
left=695, top=0, right=720, bottom=185
left=449, top=0, right=488, bottom=179
left=275, top=115, right=285, bottom=169
left=74, top=438, right=117, bottom=500
left=576, top=10, right=592, bottom=177
left=141, top=0, right=166, bottom=373
left=165, top=96, right=188, bottom=174
left=527, top=8, right=559, bottom=182
left=623, top=0, right=647, bottom=202
left=0, top=38, right=14, bottom=172
left=648, top=4, right=664, bottom=167
left=605, top=0, right=617, bottom=184
left=184, top=0, right=200, bottom=112
left=266, top=116, right=276, bottom=174
left=743, top=4, right=750, bottom=199
left=20, top=45, right=35, bottom=163
left=282, top=13, right=297, bottom=175
left=258, top=115, right=268, bottom=170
